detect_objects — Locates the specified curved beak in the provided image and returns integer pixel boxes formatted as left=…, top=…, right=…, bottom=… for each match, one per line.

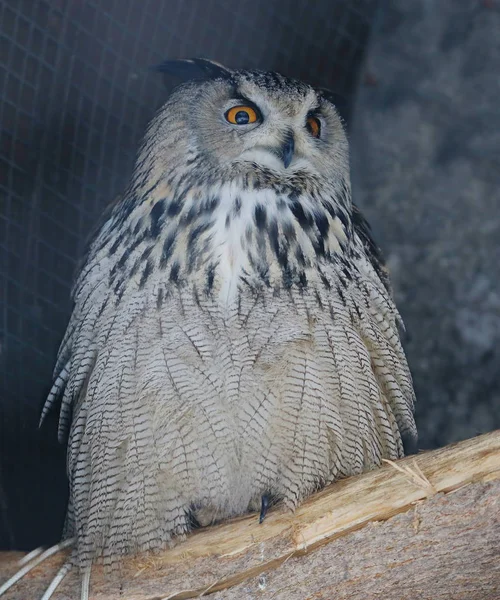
left=279, top=132, right=295, bottom=169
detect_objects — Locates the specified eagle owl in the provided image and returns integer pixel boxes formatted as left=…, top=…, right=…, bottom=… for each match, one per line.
left=1, top=59, right=417, bottom=599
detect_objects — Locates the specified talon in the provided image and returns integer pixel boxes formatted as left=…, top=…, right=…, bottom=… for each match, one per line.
left=259, top=494, right=270, bottom=524
left=402, top=431, right=418, bottom=456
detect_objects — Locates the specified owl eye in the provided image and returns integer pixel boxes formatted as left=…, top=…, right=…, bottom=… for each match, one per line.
left=306, top=116, right=321, bottom=138
left=225, top=105, right=259, bottom=125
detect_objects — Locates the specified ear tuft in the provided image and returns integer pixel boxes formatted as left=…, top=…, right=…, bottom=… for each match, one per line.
left=152, top=58, right=232, bottom=82
left=316, top=86, right=350, bottom=125
left=317, top=87, right=347, bottom=108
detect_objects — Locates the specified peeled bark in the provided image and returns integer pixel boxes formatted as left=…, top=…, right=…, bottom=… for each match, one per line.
left=1, top=430, right=499, bottom=599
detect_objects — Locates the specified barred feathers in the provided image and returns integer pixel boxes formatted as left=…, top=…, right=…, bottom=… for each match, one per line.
left=41, top=64, right=417, bottom=576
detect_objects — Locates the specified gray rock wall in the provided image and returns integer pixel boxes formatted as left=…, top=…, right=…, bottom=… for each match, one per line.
left=351, top=0, right=500, bottom=448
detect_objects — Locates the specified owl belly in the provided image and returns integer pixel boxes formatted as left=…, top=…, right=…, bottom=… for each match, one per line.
left=72, top=281, right=402, bottom=562
left=146, top=286, right=344, bottom=524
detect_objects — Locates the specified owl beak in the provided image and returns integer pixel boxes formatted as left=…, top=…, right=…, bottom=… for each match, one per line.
left=280, top=133, right=295, bottom=169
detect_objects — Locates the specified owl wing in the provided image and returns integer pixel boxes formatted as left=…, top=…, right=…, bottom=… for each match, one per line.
left=351, top=202, right=392, bottom=294
left=349, top=204, right=418, bottom=456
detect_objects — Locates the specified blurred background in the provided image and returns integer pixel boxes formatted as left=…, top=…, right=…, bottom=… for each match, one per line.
left=0, top=0, right=499, bottom=552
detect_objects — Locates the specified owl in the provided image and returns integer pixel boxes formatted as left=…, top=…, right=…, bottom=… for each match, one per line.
left=0, top=59, right=417, bottom=600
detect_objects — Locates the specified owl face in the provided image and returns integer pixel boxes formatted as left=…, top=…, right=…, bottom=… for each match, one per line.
left=152, top=61, right=348, bottom=185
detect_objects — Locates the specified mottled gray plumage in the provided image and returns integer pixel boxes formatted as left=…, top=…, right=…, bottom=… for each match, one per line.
left=1, top=59, right=417, bottom=599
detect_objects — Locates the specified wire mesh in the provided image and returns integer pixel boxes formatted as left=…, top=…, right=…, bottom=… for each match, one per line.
left=0, top=0, right=378, bottom=549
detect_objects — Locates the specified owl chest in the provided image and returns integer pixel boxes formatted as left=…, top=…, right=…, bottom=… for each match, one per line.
left=153, top=289, right=325, bottom=410
left=186, top=187, right=322, bottom=304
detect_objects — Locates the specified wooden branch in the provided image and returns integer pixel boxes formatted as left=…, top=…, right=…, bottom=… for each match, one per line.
left=1, top=430, right=500, bottom=599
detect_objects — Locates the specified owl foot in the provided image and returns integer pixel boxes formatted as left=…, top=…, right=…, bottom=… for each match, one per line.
left=401, top=431, right=419, bottom=456
left=259, top=494, right=270, bottom=523
left=0, top=538, right=74, bottom=599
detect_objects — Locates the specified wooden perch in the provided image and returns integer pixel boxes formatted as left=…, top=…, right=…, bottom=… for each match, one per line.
left=1, top=430, right=500, bottom=599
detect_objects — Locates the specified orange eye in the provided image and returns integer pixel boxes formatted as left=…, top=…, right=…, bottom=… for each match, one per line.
left=225, top=105, right=259, bottom=125
left=306, top=116, right=321, bottom=138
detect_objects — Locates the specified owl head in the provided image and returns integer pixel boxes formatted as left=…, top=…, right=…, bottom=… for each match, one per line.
left=94, top=59, right=354, bottom=300
left=143, top=59, right=349, bottom=188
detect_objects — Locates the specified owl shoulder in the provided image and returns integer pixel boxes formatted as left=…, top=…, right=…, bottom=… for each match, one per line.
left=351, top=203, right=392, bottom=294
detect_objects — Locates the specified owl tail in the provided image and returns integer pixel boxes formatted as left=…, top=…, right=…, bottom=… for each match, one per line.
left=0, top=538, right=79, bottom=599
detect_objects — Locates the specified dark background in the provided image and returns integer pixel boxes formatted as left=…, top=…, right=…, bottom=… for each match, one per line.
left=0, top=0, right=499, bottom=552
